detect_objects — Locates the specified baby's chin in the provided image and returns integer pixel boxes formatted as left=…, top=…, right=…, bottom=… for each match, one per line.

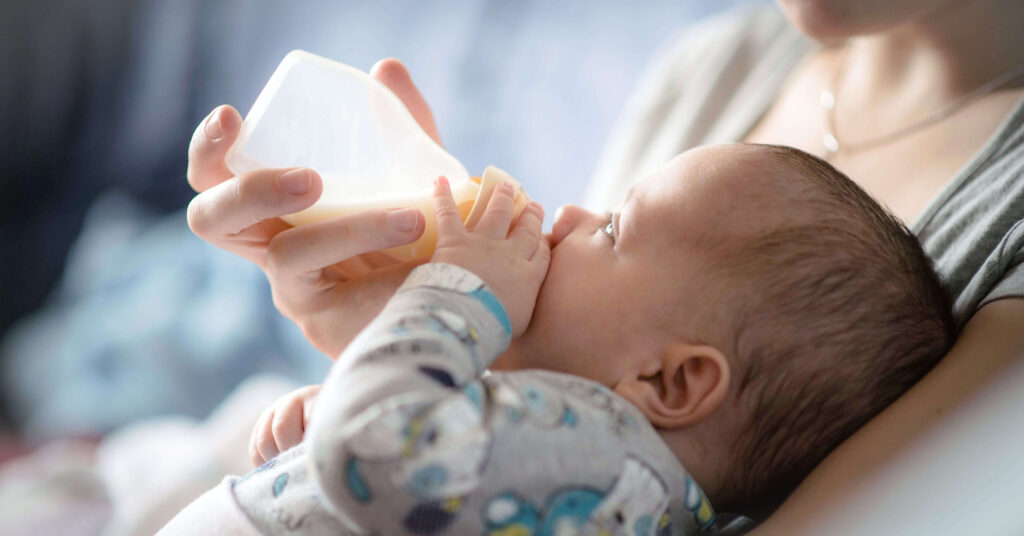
left=490, top=339, right=529, bottom=371
left=490, top=336, right=573, bottom=379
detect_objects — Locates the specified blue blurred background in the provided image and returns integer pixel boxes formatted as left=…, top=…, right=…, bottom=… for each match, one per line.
left=0, top=0, right=755, bottom=442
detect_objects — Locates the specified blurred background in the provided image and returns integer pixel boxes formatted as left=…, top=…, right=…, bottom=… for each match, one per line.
left=0, top=0, right=753, bottom=533
left=0, top=0, right=757, bottom=441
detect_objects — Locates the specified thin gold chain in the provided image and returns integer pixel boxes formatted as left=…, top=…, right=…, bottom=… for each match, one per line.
left=821, top=46, right=1024, bottom=157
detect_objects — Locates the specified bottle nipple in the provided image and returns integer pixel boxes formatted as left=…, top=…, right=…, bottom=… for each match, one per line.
left=465, top=166, right=532, bottom=230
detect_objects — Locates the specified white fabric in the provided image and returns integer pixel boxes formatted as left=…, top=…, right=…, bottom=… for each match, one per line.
left=156, top=478, right=262, bottom=536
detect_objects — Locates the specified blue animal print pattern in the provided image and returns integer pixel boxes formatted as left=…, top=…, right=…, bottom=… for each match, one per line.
left=238, top=264, right=715, bottom=535
left=481, top=456, right=687, bottom=536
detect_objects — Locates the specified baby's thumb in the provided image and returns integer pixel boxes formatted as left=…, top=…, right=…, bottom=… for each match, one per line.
left=531, top=236, right=551, bottom=263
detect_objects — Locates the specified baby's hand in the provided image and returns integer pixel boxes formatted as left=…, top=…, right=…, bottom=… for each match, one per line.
left=249, top=384, right=321, bottom=466
left=430, top=176, right=550, bottom=338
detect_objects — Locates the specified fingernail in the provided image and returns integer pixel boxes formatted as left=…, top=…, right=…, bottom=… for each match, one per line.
left=277, top=169, right=312, bottom=195
left=387, top=208, right=419, bottom=232
left=205, top=109, right=223, bottom=140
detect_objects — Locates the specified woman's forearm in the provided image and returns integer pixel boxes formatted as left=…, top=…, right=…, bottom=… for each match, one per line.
left=752, top=298, right=1024, bottom=535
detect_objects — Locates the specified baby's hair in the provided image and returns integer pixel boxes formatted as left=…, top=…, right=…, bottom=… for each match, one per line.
left=707, top=145, right=956, bottom=517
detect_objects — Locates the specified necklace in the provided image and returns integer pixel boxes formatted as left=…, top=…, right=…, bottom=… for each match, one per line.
left=820, top=46, right=1024, bottom=157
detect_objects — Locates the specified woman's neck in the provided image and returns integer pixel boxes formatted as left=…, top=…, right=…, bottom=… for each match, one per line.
left=842, top=0, right=1024, bottom=115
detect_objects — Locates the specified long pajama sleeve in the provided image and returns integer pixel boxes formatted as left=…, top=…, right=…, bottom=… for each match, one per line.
left=195, top=263, right=717, bottom=536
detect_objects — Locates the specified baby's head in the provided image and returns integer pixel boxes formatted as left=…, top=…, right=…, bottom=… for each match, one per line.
left=494, top=143, right=955, bottom=517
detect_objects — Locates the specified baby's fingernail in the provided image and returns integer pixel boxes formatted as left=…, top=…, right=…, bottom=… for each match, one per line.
left=387, top=208, right=419, bottom=232
left=204, top=109, right=224, bottom=140
left=278, top=169, right=312, bottom=195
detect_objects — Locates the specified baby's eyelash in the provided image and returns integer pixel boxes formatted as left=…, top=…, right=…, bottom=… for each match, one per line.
left=602, top=213, right=615, bottom=240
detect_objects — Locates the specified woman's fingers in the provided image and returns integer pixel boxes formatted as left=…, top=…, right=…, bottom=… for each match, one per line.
left=358, top=250, right=405, bottom=271
left=187, top=105, right=244, bottom=192
left=266, top=208, right=424, bottom=281
left=187, top=168, right=321, bottom=243
left=370, top=58, right=442, bottom=146
left=475, top=182, right=517, bottom=239
left=433, top=176, right=465, bottom=237
left=510, top=202, right=545, bottom=255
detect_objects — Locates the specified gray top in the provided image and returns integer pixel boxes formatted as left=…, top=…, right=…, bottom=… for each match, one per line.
left=583, top=4, right=1024, bottom=327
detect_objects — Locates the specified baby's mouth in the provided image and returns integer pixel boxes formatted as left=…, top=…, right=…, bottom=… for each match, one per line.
left=543, top=232, right=556, bottom=248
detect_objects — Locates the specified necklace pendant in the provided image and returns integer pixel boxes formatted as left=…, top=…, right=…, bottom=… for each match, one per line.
left=819, top=89, right=835, bottom=110
left=822, top=132, right=840, bottom=155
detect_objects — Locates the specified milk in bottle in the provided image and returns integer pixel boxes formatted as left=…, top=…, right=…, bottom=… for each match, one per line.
left=226, top=50, right=530, bottom=262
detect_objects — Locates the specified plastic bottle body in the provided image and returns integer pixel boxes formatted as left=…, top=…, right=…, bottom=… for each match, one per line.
left=226, top=50, right=530, bottom=262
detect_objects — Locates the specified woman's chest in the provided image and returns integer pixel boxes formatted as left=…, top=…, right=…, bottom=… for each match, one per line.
left=742, top=62, right=1023, bottom=224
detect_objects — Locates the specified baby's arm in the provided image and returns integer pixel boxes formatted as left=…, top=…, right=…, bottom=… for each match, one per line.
left=306, top=262, right=513, bottom=532
left=246, top=178, right=546, bottom=466
left=246, top=177, right=546, bottom=463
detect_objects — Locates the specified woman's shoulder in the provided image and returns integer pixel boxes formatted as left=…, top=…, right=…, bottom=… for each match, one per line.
left=632, top=4, right=801, bottom=97
left=916, top=95, right=1024, bottom=324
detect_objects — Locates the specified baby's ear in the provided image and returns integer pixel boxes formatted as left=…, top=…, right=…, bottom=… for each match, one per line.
left=613, top=344, right=731, bottom=429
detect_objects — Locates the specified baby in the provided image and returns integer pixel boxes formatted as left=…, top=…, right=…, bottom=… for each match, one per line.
left=161, top=143, right=955, bottom=535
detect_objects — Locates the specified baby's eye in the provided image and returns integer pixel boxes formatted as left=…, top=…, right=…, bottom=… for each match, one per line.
left=601, top=217, right=615, bottom=241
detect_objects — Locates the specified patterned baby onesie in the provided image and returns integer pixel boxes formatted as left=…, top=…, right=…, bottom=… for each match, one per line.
left=165, top=263, right=717, bottom=536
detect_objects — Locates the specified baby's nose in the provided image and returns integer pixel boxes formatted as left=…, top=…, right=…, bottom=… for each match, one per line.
left=549, top=204, right=588, bottom=247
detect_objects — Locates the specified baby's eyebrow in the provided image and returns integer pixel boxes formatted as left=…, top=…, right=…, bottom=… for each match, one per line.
left=624, top=184, right=639, bottom=204
left=617, top=185, right=641, bottom=240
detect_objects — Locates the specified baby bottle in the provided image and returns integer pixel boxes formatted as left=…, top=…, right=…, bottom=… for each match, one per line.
left=226, top=50, right=531, bottom=262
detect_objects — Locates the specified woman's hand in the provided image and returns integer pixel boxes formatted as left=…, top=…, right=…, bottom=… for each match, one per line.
left=186, top=59, right=443, bottom=357
left=431, top=177, right=550, bottom=338
left=249, top=384, right=321, bottom=466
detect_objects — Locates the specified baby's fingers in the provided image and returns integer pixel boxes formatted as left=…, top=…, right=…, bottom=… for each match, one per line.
left=475, top=182, right=517, bottom=239
left=510, top=202, right=545, bottom=255
left=432, top=176, right=465, bottom=237
left=250, top=406, right=277, bottom=466
left=530, top=236, right=551, bottom=273
left=270, top=393, right=306, bottom=453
